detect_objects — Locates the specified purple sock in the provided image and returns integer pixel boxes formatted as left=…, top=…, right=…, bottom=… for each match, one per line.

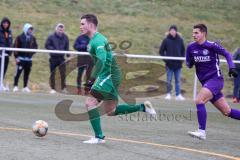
left=229, top=108, right=240, bottom=120
left=197, top=104, right=207, bottom=130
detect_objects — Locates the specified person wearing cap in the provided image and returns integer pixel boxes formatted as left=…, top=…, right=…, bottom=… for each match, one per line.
left=13, top=23, right=38, bottom=93
left=0, top=17, right=13, bottom=91
left=159, top=25, right=185, bottom=100
left=45, top=23, right=69, bottom=94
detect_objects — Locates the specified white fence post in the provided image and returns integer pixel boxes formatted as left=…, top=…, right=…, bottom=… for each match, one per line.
left=0, top=49, right=6, bottom=91
left=193, top=73, right=198, bottom=100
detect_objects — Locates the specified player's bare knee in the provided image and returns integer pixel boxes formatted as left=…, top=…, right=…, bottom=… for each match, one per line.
left=107, top=111, right=115, bottom=116
left=85, top=97, right=99, bottom=110
left=106, top=108, right=116, bottom=116
left=195, top=98, right=204, bottom=105
left=222, top=110, right=231, bottom=116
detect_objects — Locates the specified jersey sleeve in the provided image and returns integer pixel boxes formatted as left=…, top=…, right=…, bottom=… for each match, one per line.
left=213, top=42, right=235, bottom=69
left=90, top=41, right=107, bottom=79
left=186, top=45, right=194, bottom=68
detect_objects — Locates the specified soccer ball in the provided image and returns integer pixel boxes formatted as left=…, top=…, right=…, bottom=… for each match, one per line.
left=32, top=120, right=48, bottom=137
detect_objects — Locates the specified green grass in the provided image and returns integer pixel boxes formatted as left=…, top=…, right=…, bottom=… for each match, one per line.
left=1, top=0, right=239, bottom=96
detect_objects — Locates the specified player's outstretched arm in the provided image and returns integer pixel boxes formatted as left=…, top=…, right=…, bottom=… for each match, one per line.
left=213, top=42, right=238, bottom=77
left=228, top=68, right=238, bottom=78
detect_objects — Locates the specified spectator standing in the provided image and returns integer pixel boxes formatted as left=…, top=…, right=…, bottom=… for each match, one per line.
left=232, top=48, right=240, bottom=103
left=0, top=17, right=12, bottom=91
left=13, top=23, right=38, bottom=93
left=45, top=23, right=69, bottom=94
left=159, top=25, right=185, bottom=100
left=73, top=33, right=93, bottom=95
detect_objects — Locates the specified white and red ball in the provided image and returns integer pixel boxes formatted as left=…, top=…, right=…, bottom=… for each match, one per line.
left=32, top=120, right=48, bottom=137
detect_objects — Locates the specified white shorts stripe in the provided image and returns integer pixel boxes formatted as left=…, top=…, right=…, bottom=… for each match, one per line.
left=99, top=74, right=111, bottom=86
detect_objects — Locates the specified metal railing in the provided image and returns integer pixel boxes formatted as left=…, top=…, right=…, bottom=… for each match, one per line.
left=1, top=47, right=240, bottom=100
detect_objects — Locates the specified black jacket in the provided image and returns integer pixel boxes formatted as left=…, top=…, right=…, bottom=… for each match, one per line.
left=13, top=32, right=38, bottom=59
left=45, top=32, right=69, bottom=60
left=159, top=33, right=185, bottom=69
left=233, top=48, right=240, bottom=70
left=0, top=17, right=13, bottom=55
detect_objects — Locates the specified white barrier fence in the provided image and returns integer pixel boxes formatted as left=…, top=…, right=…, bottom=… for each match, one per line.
left=1, top=47, right=240, bottom=100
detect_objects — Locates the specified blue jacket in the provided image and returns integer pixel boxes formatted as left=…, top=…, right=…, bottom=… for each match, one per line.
left=73, top=34, right=93, bottom=67
left=73, top=34, right=89, bottom=52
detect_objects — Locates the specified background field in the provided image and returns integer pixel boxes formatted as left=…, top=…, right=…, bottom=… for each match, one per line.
left=0, top=0, right=240, bottom=97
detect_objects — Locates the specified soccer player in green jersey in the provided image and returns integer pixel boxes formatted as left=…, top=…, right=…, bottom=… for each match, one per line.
left=80, top=14, right=157, bottom=144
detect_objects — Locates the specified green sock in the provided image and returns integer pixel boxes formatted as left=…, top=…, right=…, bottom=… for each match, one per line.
left=114, top=103, right=145, bottom=115
left=88, top=108, right=104, bottom=139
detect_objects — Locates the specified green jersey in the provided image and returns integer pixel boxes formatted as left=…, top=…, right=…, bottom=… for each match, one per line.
left=88, top=32, right=121, bottom=100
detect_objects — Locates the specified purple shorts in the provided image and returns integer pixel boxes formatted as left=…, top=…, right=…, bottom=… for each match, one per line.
left=202, top=77, right=224, bottom=104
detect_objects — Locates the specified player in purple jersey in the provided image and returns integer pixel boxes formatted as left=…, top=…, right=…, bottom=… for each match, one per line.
left=186, top=24, right=239, bottom=140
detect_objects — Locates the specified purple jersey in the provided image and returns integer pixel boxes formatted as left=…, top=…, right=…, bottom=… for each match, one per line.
left=186, top=40, right=235, bottom=83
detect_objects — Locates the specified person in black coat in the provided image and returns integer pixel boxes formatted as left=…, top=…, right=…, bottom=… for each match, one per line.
left=13, top=23, right=38, bottom=93
left=45, top=23, right=69, bottom=93
left=73, top=33, right=93, bottom=95
left=159, top=25, right=185, bottom=100
left=0, top=17, right=12, bottom=90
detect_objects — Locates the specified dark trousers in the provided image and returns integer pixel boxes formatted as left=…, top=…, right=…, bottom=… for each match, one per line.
left=14, top=60, right=32, bottom=87
left=0, top=56, right=9, bottom=79
left=233, top=69, right=240, bottom=99
left=77, top=67, right=85, bottom=89
left=76, top=55, right=93, bottom=89
left=49, top=59, right=66, bottom=90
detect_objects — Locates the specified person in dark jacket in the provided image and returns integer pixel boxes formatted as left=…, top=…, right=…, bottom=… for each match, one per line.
left=73, top=33, right=93, bottom=95
left=13, top=23, right=38, bottom=93
left=45, top=23, right=69, bottom=94
left=232, top=48, right=240, bottom=103
left=159, top=25, right=185, bottom=100
left=0, top=17, right=12, bottom=91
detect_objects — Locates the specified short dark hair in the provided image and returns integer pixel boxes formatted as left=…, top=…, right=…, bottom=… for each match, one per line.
left=81, top=14, right=98, bottom=26
left=193, top=24, right=207, bottom=34
left=169, top=25, right=177, bottom=32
